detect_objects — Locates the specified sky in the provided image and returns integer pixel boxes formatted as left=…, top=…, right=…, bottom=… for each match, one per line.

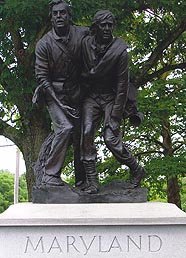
left=0, top=135, right=26, bottom=174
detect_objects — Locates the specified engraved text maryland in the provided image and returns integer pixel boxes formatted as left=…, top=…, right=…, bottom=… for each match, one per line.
left=24, top=234, right=163, bottom=255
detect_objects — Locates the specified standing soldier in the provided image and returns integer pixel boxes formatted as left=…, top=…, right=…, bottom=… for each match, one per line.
left=81, top=10, right=146, bottom=194
left=34, top=0, right=88, bottom=187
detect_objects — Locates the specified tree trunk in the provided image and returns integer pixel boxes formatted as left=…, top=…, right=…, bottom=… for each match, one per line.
left=167, top=176, right=181, bottom=208
left=21, top=109, right=50, bottom=201
left=161, top=115, right=181, bottom=208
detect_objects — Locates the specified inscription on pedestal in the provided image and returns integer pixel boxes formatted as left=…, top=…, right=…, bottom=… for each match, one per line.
left=24, top=234, right=163, bottom=255
left=2, top=225, right=182, bottom=258
left=1, top=203, right=186, bottom=258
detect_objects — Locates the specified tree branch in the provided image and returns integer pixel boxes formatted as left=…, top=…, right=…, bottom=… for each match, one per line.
left=0, top=56, right=12, bottom=90
left=140, top=134, right=166, bottom=149
left=0, top=56, right=6, bottom=75
left=0, top=119, right=23, bottom=150
left=135, top=150, right=163, bottom=157
left=173, top=142, right=185, bottom=153
left=10, top=29, right=25, bottom=63
left=134, top=19, right=186, bottom=86
left=141, top=62, right=186, bottom=85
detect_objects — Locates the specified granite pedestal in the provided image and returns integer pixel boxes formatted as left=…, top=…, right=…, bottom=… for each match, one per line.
left=0, top=202, right=186, bottom=258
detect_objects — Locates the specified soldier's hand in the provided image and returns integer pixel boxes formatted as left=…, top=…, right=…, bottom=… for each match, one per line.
left=65, top=105, right=80, bottom=119
left=70, top=108, right=80, bottom=119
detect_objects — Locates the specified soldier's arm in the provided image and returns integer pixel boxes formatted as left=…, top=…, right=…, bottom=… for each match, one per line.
left=35, top=39, right=51, bottom=89
left=111, top=49, right=129, bottom=121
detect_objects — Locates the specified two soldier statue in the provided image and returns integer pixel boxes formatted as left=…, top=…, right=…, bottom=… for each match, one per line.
left=33, top=0, right=146, bottom=194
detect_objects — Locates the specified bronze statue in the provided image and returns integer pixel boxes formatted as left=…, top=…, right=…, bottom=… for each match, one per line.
left=80, top=10, right=146, bottom=194
left=33, top=4, right=147, bottom=202
left=34, top=0, right=88, bottom=187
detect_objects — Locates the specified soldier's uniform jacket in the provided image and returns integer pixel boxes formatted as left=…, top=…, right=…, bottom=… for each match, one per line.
left=81, top=35, right=129, bottom=120
left=35, top=25, right=88, bottom=106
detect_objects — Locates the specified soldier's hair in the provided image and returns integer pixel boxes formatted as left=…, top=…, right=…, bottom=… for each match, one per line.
left=91, top=10, right=115, bottom=31
left=49, top=0, right=72, bottom=22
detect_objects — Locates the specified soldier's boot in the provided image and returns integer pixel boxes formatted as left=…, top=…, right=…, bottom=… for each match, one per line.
left=41, top=173, right=64, bottom=186
left=123, top=153, right=146, bottom=187
left=83, top=161, right=99, bottom=194
left=130, top=166, right=147, bottom=188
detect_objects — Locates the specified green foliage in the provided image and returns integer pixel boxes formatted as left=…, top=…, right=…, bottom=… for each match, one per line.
left=142, top=156, right=185, bottom=201
left=0, top=0, right=186, bottom=204
left=97, top=156, right=130, bottom=185
left=0, top=170, right=28, bottom=213
left=146, top=155, right=186, bottom=178
left=181, top=177, right=186, bottom=212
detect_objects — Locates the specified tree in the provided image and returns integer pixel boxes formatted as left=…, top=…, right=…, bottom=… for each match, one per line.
left=135, top=74, right=186, bottom=208
left=0, top=170, right=28, bottom=213
left=0, top=0, right=186, bottom=202
left=0, top=0, right=51, bottom=200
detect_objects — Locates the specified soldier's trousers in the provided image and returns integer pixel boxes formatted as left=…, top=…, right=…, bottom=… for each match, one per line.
left=81, top=93, right=139, bottom=171
left=46, top=99, right=85, bottom=184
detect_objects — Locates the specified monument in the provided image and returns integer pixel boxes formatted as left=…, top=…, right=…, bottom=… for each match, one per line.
left=1, top=202, right=186, bottom=258
left=1, top=2, right=186, bottom=258
left=32, top=1, right=147, bottom=203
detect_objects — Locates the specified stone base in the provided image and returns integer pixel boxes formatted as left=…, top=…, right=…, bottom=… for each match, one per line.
left=0, top=202, right=186, bottom=258
left=32, top=180, right=148, bottom=203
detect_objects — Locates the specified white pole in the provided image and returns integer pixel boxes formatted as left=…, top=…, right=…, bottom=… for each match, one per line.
left=14, top=148, right=20, bottom=204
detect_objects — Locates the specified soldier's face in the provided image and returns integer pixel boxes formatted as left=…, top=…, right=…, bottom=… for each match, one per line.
left=96, top=18, right=114, bottom=43
left=51, top=3, right=70, bottom=30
